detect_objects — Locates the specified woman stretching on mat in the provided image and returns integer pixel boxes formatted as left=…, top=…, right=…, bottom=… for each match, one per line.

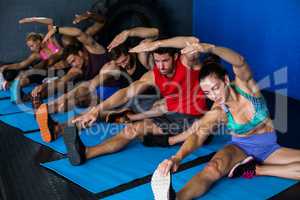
left=0, top=17, right=64, bottom=103
left=151, top=42, right=300, bottom=200
left=5, top=12, right=106, bottom=103
left=0, top=17, right=62, bottom=86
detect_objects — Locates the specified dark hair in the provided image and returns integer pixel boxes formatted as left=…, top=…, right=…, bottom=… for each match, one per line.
left=3, top=69, right=19, bottom=81
left=108, top=43, right=129, bottom=60
left=62, top=42, right=83, bottom=60
left=153, top=47, right=178, bottom=57
left=199, top=54, right=227, bottom=81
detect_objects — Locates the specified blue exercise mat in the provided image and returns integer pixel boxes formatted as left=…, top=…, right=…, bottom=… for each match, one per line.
left=41, top=134, right=229, bottom=193
left=95, top=86, right=119, bottom=101
left=0, top=90, right=10, bottom=98
left=0, top=85, right=35, bottom=99
left=0, top=110, right=78, bottom=132
left=104, top=162, right=297, bottom=200
left=0, top=85, right=38, bottom=115
left=0, top=99, right=33, bottom=115
left=25, top=122, right=126, bottom=154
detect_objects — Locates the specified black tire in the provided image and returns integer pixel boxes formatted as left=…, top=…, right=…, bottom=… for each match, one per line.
left=92, top=0, right=165, bottom=47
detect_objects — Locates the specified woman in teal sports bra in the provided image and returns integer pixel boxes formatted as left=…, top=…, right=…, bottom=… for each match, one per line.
left=151, top=42, right=300, bottom=200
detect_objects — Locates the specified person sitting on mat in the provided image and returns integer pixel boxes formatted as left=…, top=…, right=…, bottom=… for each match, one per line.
left=34, top=27, right=159, bottom=143
left=6, top=12, right=107, bottom=103
left=60, top=36, right=214, bottom=166
left=150, top=42, right=300, bottom=200
left=17, top=11, right=106, bottom=71
left=0, top=30, right=62, bottom=103
left=29, top=20, right=110, bottom=106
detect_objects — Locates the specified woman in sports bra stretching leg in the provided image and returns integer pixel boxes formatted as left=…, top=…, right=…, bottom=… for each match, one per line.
left=151, top=42, right=300, bottom=200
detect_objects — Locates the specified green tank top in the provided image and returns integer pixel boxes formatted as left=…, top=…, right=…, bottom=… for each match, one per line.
left=221, top=84, right=270, bottom=135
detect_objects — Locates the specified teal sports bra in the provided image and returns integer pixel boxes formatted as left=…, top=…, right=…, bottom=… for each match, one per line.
left=221, top=84, right=270, bottom=135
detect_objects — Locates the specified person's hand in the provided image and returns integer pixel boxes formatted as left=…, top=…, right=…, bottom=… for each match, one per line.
left=72, top=107, right=99, bottom=128
left=2, top=81, right=9, bottom=90
left=129, top=41, right=160, bottom=53
left=107, top=30, right=130, bottom=52
left=31, top=84, right=46, bottom=97
left=73, top=11, right=91, bottom=24
left=42, top=26, right=57, bottom=43
left=157, top=156, right=180, bottom=176
left=19, top=17, right=34, bottom=24
left=181, top=43, right=215, bottom=55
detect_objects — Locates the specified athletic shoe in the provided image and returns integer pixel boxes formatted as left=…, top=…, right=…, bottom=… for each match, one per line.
left=143, top=134, right=170, bottom=147
left=10, top=78, right=21, bottom=104
left=36, top=104, right=60, bottom=142
left=151, top=169, right=176, bottom=200
left=62, top=125, right=86, bottom=166
left=228, top=156, right=257, bottom=179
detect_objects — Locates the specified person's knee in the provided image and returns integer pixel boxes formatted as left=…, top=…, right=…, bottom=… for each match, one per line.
left=122, top=121, right=146, bottom=139
left=203, top=158, right=225, bottom=180
left=74, top=86, right=93, bottom=108
left=19, top=77, right=29, bottom=87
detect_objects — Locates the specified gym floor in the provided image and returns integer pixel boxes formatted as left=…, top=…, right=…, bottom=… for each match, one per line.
left=1, top=90, right=300, bottom=200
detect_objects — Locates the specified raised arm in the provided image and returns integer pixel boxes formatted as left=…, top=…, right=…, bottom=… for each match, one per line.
left=182, top=43, right=253, bottom=83
left=73, top=11, right=106, bottom=36
left=129, top=36, right=200, bottom=68
left=19, top=17, right=55, bottom=32
left=19, top=17, right=54, bottom=26
left=129, top=36, right=199, bottom=52
left=43, top=26, right=105, bottom=54
left=107, top=27, right=159, bottom=51
left=72, top=71, right=154, bottom=127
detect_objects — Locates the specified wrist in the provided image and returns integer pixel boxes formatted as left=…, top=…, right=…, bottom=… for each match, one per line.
left=170, top=155, right=181, bottom=164
left=54, top=26, right=60, bottom=34
left=155, top=41, right=162, bottom=48
left=207, top=44, right=216, bottom=53
left=125, top=30, right=132, bottom=37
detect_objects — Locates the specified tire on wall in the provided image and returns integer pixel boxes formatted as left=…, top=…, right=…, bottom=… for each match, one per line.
left=92, top=0, right=165, bottom=47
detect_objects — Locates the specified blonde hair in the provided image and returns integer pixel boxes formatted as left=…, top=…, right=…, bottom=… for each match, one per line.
left=26, top=32, right=44, bottom=42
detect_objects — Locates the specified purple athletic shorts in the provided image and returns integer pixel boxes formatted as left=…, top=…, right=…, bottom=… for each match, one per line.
left=227, top=131, right=281, bottom=162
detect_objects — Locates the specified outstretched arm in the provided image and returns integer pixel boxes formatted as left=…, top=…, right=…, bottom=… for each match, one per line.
left=72, top=71, right=154, bottom=128
left=130, top=36, right=200, bottom=68
left=158, top=107, right=226, bottom=175
left=73, top=11, right=106, bottom=36
left=43, top=26, right=105, bottom=54
left=1, top=53, right=40, bottom=71
left=88, top=61, right=122, bottom=90
left=210, top=46, right=252, bottom=82
left=107, top=27, right=159, bottom=51
left=19, top=17, right=55, bottom=32
left=44, top=67, right=82, bottom=94
left=19, top=17, right=54, bottom=26
left=129, top=36, right=199, bottom=52
left=182, top=43, right=253, bottom=82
